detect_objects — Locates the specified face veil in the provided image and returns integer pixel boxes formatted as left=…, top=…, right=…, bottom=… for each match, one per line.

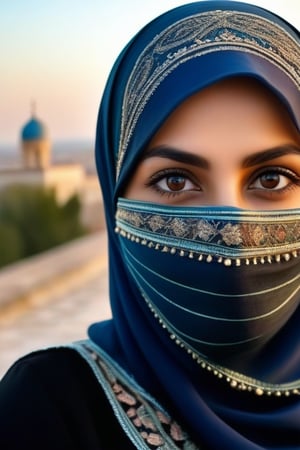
left=116, top=199, right=300, bottom=368
left=90, top=2, right=300, bottom=448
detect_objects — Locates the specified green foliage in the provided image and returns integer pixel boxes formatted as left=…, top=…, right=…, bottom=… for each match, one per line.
left=0, top=185, right=86, bottom=268
left=0, top=222, right=24, bottom=267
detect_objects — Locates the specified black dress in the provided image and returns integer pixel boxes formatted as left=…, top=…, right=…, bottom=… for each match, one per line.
left=0, top=347, right=136, bottom=450
left=0, top=341, right=197, bottom=450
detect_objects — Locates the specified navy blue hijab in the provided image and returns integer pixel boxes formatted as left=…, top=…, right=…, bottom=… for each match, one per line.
left=90, top=2, right=300, bottom=448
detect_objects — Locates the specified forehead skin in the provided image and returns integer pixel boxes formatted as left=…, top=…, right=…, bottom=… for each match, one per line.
left=148, top=77, right=299, bottom=157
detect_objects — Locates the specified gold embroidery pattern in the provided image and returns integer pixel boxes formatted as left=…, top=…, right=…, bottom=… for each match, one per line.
left=85, top=345, right=199, bottom=449
left=117, top=10, right=300, bottom=177
left=116, top=207, right=300, bottom=251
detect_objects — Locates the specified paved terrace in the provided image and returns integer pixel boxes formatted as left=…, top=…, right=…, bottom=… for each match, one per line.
left=0, top=231, right=111, bottom=379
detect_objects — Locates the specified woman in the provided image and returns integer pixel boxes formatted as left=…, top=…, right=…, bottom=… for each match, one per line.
left=0, top=1, right=299, bottom=449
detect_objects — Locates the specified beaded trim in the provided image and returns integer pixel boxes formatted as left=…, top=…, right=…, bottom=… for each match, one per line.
left=117, top=9, right=300, bottom=177
left=115, top=203, right=300, bottom=266
left=142, top=295, right=300, bottom=398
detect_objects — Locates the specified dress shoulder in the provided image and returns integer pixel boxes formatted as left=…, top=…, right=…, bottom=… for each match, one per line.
left=0, top=342, right=198, bottom=449
left=0, top=346, right=135, bottom=449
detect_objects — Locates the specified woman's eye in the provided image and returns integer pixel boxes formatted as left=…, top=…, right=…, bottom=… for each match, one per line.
left=148, top=170, right=199, bottom=195
left=249, top=169, right=300, bottom=191
left=156, top=174, right=196, bottom=192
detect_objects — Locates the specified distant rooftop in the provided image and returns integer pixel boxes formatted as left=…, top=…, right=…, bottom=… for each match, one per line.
left=21, top=117, right=47, bottom=141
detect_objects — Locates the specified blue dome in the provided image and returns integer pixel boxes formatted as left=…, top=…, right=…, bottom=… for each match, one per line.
left=21, top=117, right=47, bottom=141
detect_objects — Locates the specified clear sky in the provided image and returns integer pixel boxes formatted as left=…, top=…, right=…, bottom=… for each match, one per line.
left=1, top=0, right=299, bottom=145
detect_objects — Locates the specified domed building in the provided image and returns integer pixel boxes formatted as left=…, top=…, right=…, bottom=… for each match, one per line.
left=0, top=108, right=85, bottom=204
left=0, top=107, right=104, bottom=231
left=21, top=114, right=50, bottom=169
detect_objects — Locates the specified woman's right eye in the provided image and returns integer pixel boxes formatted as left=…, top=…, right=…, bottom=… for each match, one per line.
left=157, top=174, right=194, bottom=192
left=146, top=169, right=201, bottom=196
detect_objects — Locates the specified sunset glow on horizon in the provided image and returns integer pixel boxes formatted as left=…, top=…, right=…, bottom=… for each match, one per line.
left=1, top=0, right=299, bottom=146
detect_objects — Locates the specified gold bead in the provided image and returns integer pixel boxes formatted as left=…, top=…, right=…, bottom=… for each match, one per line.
left=255, top=388, right=264, bottom=396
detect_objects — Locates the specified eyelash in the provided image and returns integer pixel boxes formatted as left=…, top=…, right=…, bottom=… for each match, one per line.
left=145, top=166, right=300, bottom=197
left=249, top=166, right=300, bottom=194
left=145, top=168, right=199, bottom=197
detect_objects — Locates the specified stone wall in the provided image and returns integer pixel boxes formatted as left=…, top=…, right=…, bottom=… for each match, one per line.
left=0, top=231, right=108, bottom=322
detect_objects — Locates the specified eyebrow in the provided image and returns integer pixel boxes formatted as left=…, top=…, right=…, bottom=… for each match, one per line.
left=141, top=146, right=210, bottom=169
left=242, top=144, right=300, bottom=167
left=141, top=144, right=300, bottom=169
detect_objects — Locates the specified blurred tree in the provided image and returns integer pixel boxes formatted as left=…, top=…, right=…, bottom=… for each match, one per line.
left=0, top=222, right=24, bottom=268
left=0, top=185, right=86, bottom=268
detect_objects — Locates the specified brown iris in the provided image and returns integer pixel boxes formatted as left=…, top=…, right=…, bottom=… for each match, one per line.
left=166, top=175, right=186, bottom=191
left=259, top=172, right=280, bottom=189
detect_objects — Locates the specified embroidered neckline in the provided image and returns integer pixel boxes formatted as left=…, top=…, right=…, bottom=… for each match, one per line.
left=70, top=341, right=199, bottom=449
